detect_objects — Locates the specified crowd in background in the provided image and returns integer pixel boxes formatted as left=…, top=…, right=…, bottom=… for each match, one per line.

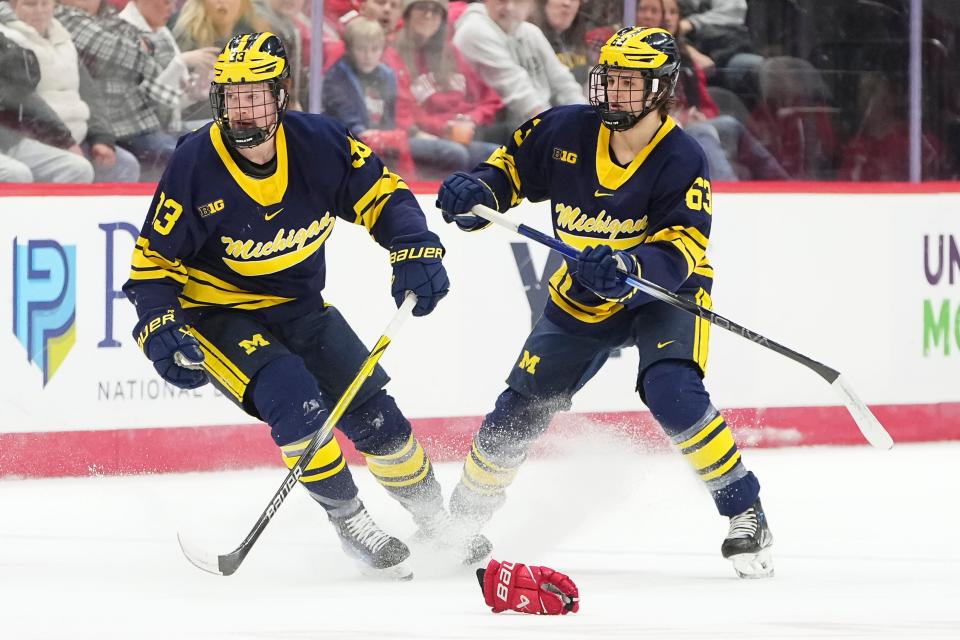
left=0, top=0, right=958, bottom=183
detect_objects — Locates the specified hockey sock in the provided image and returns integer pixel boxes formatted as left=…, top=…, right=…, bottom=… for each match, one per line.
left=251, top=355, right=359, bottom=517
left=642, top=360, right=760, bottom=517
left=451, top=389, right=557, bottom=524
left=339, top=391, right=443, bottom=517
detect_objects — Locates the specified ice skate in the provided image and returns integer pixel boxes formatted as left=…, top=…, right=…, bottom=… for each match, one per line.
left=330, top=502, right=412, bottom=580
left=412, top=508, right=493, bottom=566
left=721, top=499, right=774, bottom=579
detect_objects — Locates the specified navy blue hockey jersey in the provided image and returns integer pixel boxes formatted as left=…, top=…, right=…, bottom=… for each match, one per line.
left=123, top=112, right=428, bottom=322
left=472, top=104, right=715, bottom=332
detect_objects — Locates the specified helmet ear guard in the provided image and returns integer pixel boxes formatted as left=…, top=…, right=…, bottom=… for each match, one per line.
left=588, top=27, right=681, bottom=132
left=209, top=32, right=291, bottom=148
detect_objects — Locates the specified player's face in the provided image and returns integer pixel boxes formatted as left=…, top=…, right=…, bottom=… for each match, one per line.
left=406, top=1, right=445, bottom=41
left=604, top=69, right=651, bottom=115
left=485, top=0, right=532, bottom=35
left=349, top=40, right=385, bottom=74
left=224, top=82, right=278, bottom=131
left=11, top=0, right=55, bottom=34
left=636, top=0, right=664, bottom=28
left=543, top=0, right=580, bottom=33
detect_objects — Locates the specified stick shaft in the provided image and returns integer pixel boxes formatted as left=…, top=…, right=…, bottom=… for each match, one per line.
left=469, top=204, right=893, bottom=450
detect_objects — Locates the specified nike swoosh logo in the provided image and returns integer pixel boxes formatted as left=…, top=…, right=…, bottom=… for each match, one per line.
left=657, top=340, right=676, bottom=349
left=264, top=207, right=284, bottom=221
left=594, top=190, right=614, bottom=197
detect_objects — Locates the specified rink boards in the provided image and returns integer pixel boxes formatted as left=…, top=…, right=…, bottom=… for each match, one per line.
left=1, top=182, right=958, bottom=477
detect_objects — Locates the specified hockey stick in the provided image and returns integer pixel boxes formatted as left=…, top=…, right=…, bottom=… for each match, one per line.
left=467, top=204, right=894, bottom=450
left=177, top=292, right=419, bottom=576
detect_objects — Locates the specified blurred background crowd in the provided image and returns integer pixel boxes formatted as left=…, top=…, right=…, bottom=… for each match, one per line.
left=0, top=0, right=957, bottom=184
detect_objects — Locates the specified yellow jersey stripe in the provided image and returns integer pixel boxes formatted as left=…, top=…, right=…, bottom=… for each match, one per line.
left=485, top=147, right=522, bottom=206
left=353, top=167, right=408, bottom=231
left=189, top=327, right=250, bottom=385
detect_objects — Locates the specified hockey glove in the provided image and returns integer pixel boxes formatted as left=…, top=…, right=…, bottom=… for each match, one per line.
left=477, top=559, right=580, bottom=615
left=133, top=308, right=207, bottom=389
left=436, top=171, right=496, bottom=231
left=575, top=244, right=640, bottom=301
left=390, top=232, right=449, bottom=316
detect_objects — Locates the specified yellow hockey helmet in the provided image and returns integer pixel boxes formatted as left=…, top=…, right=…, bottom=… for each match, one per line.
left=210, top=32, right=291, bottom=148
left=589, top=27, right=681, bottom=131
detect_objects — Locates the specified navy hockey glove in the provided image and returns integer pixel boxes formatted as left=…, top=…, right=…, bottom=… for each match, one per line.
left=436, top=171, right=496, bottom=231
left=575, top=244, right=640, bottom=301
left=133, top=308, right=207, bottom=389
left=390, top=232, right=450, bottom=316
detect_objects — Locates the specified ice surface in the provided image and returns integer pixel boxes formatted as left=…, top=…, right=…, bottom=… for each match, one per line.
left=1, top=439, right=958, bottom=639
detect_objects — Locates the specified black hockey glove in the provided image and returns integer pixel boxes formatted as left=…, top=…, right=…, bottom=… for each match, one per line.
left=133, top=308, right=207, bottom=389
left=575, top=245, right=639, bottom=301
left=389, top=232, right=450, bottom=316
left=436, top=171, right=496, bottom=231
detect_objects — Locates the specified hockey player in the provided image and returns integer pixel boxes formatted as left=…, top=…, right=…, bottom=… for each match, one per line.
left=123, top=32, right=488, bottom=579
left=436, top=26, right=774, bottom=578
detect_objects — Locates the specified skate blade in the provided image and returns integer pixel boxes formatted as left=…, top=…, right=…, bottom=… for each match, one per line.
left=730, top=548, right=774, bottom=579
left=355, top=559, right=414, bottom=581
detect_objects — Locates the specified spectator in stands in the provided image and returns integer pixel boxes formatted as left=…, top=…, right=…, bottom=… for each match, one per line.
left=637, top=0, right=663, bottom=26
left=747, top=55, right=836, bottom=180
left=0, top=27, right=93, bottom=182
left=57, top=0, right=182, bottom=181
left=677, top=0, right=762, bottom=100
left=453, top=0, right=585, bottom=129
left=325, top=17, right=478, bottom=178
left=393, top=0, right=505, bottom=156
left=118, top=0, right=220, bottom=137
left=256, top=0, right=305, bottom=107
left=838, top=71, right=948, bottom=181
left=173, top=0, right=270, bottom=125
left=0, top=0, right=139, bottom=181
left=530, top=0, right=612, bottom=87
left=347, top=0, right=401, bottom=38
left=663, top=0, right=786, bottom=180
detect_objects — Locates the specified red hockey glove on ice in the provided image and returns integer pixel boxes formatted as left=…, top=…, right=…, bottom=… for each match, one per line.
left=477, top=559, right=579, bottom=615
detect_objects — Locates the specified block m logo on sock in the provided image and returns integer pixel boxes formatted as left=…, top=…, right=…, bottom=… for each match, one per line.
left=13, top=238, right=77, bottom=386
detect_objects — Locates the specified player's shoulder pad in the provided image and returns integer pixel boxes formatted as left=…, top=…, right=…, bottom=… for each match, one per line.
left=160, top=122, right=217, bottom=186
left=532, top=104, right=596, bottom=134
left=282, top=111, right=355, bottom=165
left=658, top=123, right=710, bottom=185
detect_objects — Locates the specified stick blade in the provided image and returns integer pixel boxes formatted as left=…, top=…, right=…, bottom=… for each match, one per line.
left=177, top=533, right=241, bottom=576
left=831, top=375, right=894, bottom=450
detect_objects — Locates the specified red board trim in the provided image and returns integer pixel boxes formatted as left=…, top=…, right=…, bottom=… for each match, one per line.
left=2, top=402, right=957, bottom=478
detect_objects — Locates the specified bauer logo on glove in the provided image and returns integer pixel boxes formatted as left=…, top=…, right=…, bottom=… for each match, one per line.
left=477, top=559, right=579, bottom=615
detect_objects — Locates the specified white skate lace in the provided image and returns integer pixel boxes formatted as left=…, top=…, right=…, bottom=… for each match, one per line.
left=727, top=507, right=759, bottom=540
left=344, top=509, right=391, bottom=553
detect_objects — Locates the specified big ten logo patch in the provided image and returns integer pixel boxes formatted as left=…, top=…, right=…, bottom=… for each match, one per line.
left=197, top=198, right=225, bottom=217
left=239, top=333, right=270, bottom=355
left=13, top=239, right=77, bottom=386
left=552, top=147, right=578, bottom=165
